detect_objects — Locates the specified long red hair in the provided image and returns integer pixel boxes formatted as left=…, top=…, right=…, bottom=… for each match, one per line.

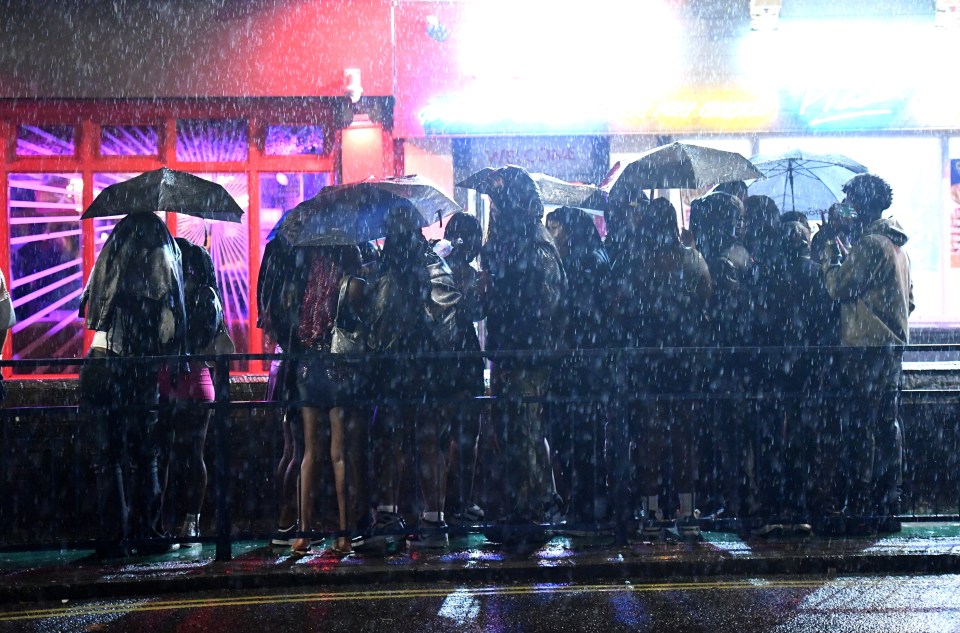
left=298, top=249, right=343, bottom=349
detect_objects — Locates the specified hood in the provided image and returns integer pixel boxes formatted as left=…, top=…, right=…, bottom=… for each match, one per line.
left=863, top=217, right=909, bottom=247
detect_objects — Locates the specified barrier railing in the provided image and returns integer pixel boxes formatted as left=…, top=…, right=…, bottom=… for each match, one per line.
left=1, top=344, right=958, bottom=560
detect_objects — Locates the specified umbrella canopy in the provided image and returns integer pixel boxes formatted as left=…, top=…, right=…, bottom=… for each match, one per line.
left=457, top=168, right=601, bottom=209
left=747, top=149, right=869, bottom=217
left=81, top=167, right=244, bottom=223
left=276, top=175, right=461, bottom=246
left=604, top=142, right=763, bottom=197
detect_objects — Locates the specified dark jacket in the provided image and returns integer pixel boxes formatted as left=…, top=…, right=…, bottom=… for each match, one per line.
left=702, top=243, right=751, bottom=347
left=483, top=223, right=567, bottom=360
left=560, top=245, right=611, bottom=350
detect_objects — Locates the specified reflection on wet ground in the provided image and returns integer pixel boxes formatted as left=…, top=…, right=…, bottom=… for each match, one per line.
left=3, top=523, right=960, bottom=604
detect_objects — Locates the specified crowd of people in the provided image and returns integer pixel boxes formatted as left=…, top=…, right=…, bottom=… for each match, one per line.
left=253, top=166, right=913, bottom=555
left=43, top=163, right=913, bottom=558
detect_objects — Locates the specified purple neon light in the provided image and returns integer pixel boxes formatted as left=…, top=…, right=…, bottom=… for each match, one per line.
left=265, top=125, right=325, bottom=156
left=16, top=125, right=76, bottom=156
left=176, top=120, right=248, bottom=162
left=100, top=125, right=159, bottom=156
left=7, top=173, right=84, bottom=373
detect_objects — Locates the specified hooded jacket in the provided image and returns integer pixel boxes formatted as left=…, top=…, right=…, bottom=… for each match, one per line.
left=823, top=217, right=914, bottom=346
left=80, top=213, right=187, bottom=357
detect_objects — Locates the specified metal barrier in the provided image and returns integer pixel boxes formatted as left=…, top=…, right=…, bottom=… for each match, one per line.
left=1, top=344, right=959, bottom=560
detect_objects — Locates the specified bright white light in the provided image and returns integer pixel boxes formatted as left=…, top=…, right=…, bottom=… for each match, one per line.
left=275, top=173, right=289, bottom=186
left=740, top=18, right=940, bottom=92
left=457, top=1, right=681, bottom=104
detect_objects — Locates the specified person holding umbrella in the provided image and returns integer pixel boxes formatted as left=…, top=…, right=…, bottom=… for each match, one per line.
left=480, top=166, right=567, bottom=548
left=78, top=212, right=188, bottom=558
left=821, top=173, right=913, bottom=535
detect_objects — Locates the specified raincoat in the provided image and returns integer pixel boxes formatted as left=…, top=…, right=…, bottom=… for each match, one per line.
left=823, top=218, right=914, bottom=347
left=482, top=222, right=567, bottom=360
left=80, top=213, right=187, bottom=357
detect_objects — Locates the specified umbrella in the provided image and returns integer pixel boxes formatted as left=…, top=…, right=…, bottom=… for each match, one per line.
left=457, top=168, right=602, bottom=209
left=747, top=149, right=868, bottom=217
left=603, top=142, right=763, bottom=198
left=276, top=175, right=461, bottom=246
left=81, top=167, right=244, bottom=223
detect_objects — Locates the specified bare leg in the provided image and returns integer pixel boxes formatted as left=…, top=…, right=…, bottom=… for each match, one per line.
left=275, top=409, right=300, bottom=530
left=292, top=406, right=322, bottom=553
left=330, top=406, right=351, bottom=552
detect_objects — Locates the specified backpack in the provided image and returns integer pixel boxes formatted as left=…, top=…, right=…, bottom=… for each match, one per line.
left=176, top=238, right=224, bottom=353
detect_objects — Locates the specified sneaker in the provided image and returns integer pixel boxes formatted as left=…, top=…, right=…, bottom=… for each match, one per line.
left=409, top=516, right=449, bottom=549
left=448, top=504, right=485, bottom=527
left=179, top=514, right=201, bottom=547
left=353, top=511, right=407, bottom=554
left=676, top=511, right=701, bottom=538
left=640, top=509, right=670, bottom=539
left=542, top=493, right=566, bottom=526
left=271, top=524, right=297, bottom=547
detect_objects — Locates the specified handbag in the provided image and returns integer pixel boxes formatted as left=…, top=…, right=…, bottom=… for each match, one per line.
left=330, top=276, right=366, bottom=354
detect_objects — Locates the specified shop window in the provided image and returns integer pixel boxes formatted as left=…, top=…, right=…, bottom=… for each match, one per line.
left=16, top=125, right=75, bottom=157
left=264, top=125, right=326, bottom=156
left=258, top=172, right=330, bottom=249
left=176, top=119, right=248, bottom=162
left=99, top=125, right=159, bottom=156
left=183, top=174, right=250, bottom=369
left=7, top=173, right=84, bottom=374
left=257, top=172, right=331, bottom=356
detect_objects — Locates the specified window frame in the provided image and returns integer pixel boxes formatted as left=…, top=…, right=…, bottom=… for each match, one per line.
left=0, top=99, right=343, bottom=378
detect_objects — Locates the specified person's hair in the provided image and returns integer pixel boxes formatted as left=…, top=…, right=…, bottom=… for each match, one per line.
left=444, top=212, right=482, bottom=262
left=380, top=226, right=428, bottom=273
left=546, top=206, right=604, bottom=255
left=842, top=173, right=893, bottom=216
left=779, top=210, right=810, bottom=229
left=743, top=195, right=782, bottom=260
left=642, top=196, right=680, bottom=250
left=689, top=191, right=741, bottom=263
left=712, top=180, right=748, bottom=200
left=781, top=220, right=812, bottom=260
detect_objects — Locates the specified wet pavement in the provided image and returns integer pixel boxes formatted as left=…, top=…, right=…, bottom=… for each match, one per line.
left=3, top=573, right=960, bottom=632
left=3, top=523, right=960, bottom=605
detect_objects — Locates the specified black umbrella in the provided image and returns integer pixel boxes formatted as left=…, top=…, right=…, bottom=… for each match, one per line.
left=276, top=175, right=461, bottom=246
left=603, top=142, right=762, bottom=200
left=457, top=167, right=602, bottom=209
left=81, top=167, right=244, bottom=223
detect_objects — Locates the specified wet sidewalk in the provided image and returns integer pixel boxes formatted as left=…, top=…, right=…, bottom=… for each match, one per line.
left=4, top=523, right=960, bottom=603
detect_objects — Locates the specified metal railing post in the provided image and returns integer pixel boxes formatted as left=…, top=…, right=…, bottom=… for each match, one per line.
left=212, top=355, right=232, bottom=562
